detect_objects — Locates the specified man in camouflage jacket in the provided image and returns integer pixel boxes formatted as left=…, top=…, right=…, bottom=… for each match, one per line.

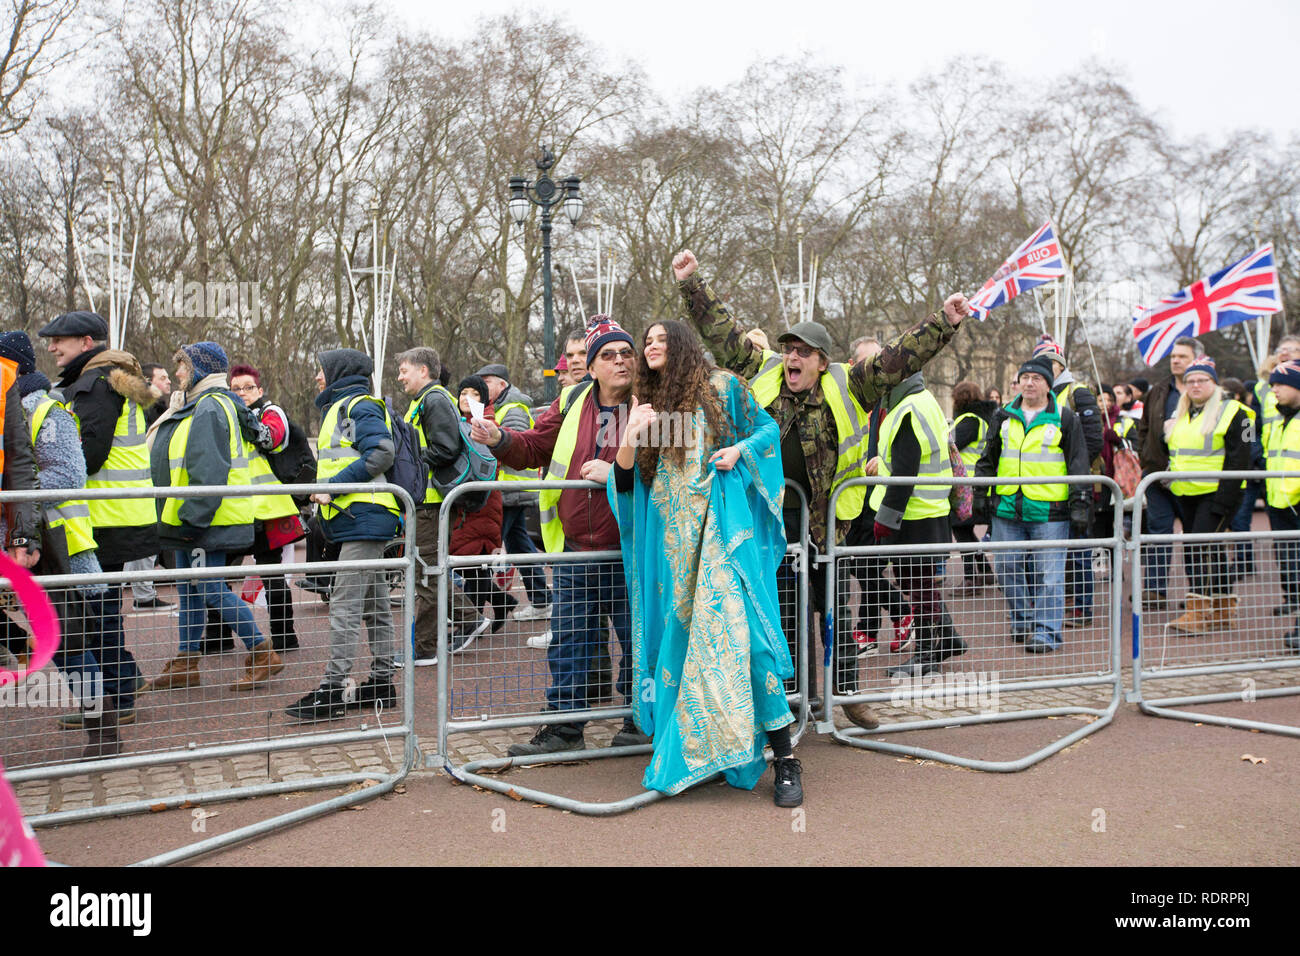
left=672, top=249, right=969, bottom=726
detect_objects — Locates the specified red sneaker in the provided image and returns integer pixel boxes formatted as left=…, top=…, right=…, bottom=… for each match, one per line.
left=890, top=612, right=915, bottom=653
left=852, top=630, right=879, bottom=658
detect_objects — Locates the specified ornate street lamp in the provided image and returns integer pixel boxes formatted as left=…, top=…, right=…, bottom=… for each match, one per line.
left=508, top=145, right=582, bottom=400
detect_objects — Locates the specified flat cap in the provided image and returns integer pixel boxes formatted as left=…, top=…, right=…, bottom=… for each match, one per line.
left=777, top=320, right=833, bottom=354
left=38, top=310, right=109, bottom=340
left=475, top=363, right=509, bottom=381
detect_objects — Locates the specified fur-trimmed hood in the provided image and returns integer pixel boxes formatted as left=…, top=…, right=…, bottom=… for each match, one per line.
left=82, top=349, right=159, bottom=406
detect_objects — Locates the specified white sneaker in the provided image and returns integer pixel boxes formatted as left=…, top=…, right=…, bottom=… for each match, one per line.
left=411, top=655, right=439, bottom=667
left=452, top=616, right=491, bottom=655
left=526, top=629, right=553, bottom=650
left=511, top=603, right=551, bottom=621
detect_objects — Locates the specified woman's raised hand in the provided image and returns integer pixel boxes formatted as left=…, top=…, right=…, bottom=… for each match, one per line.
left=625, top=400, right=658, bottom=445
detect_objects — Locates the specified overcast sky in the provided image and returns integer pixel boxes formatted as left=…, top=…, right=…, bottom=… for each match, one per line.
left=392, top=0, right=1297, bottom=143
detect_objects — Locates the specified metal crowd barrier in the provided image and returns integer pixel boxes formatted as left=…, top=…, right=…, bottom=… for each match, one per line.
left=430, top=479, right=810, bottom=815
left=1129, top=470, right=1300, bottom=738
left=825, top=475, right=1124, bottom=770
left=0, top=482, right=419, bottom=865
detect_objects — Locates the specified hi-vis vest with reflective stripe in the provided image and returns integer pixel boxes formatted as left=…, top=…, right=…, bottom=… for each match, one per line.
left=29, top=397, right=96, bottom=556
left=1168, top=399, right=1247, bottom=497
left=1264, top=407, right=1300, bottom=508
left=403, top=383, right=458, bottom=505
left=951, top=412, right=988, bottom=469
left=996, top=399, right=1069, bottom=513
left=319, top=394, right=400, bottom=518
left=538, top=382, right=591, bottom=553
left=161, top=392, right=254, bottom=529
left=870, top=389, right=952, bottom=520
left=495, top=400, right=540, bottom=488
left=1255, top=379, right=1280, bottom=432
left=84, top=383, right=155, bottom=530
left=749, top=353, right=869, bottom=520
left=245, top=438, right=299, bottom=523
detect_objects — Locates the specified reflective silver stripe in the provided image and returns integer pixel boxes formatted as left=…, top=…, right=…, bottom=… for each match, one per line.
left=1015, top=451, right=1066, bottom=464
left=545, top=458, right=567, bottom=479
left=48, top=503, right=90, bottom=520
left=231, top=455, right=250, bottom=468
left=317, top=447, right=356, bottom=460
left=250, top=472, right=278, bottom=484
left=758, top=354, right=783, bottom=377
left=1170, top=445, right=1215, bottom=457
left=908, top=400, right=947, bottom=475
left=825, top=364, right=867, bottom=449
left=539, top=506, right=558, bottom=525
left=168, top=457, right=184, bottom=468
left=90, top=467, right=151, bottom=482
left=125, top=407, right=139, bottom=436
left=917, top=462, right=950, bottom=475
left=913, top=487, right=950, bottom=500
left=1268, top=448, right=1300, bottom=460
left=114, top=433, right=147, bottom=448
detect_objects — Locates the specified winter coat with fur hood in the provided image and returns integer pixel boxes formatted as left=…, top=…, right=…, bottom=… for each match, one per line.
left=54, top=345, right=160, bottom=563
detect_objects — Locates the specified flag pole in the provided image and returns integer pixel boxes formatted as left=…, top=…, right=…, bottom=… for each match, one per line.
left=1062, top=258, right=1104, bottom=391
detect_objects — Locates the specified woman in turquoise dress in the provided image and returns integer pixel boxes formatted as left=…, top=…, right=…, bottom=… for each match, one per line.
left=608, top=319, right=802, bottom=806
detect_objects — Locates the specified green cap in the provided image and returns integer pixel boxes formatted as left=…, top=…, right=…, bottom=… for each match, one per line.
left=777, top=321, right=832, bottom=353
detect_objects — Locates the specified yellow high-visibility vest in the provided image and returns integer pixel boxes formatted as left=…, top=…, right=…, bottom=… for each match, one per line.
left=318, top=394, right=400, bottom=519
left=160, top=392, right=255, bottom=529
left=1168, top=399, right=1247, bottom=496
left=869, top=389, right=952, bottom=520
left=29, top=397, right=97, bottom=556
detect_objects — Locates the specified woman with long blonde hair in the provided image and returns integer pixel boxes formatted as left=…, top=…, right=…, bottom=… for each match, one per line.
left=1165, top=356, right=1251, bottom=633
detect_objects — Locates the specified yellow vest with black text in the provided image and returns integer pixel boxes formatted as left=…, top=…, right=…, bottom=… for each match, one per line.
left=950, top=412, right=988, bottom=470
left=1168, top=399, right=1247, bottom=496
left=869, top=389, right=952, bottom=520
left=84, top=386, right=155, bottom=530
left=749, top=353, right=869, bottom=520
left=319, top=394, right=400, bottom=518
left=403, top=383, right=459, bottom=506
left=1264, top=407, right=1300, bottom=509
left=29, top=397, right=97, bottom=557
left=160, top=392, right=255, bottom=529
left=538, top=383, right=591, bottom=553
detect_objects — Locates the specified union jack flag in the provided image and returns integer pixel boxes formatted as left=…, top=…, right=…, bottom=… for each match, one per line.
left=968, top=222, right=1066, bottom=320
left=1132, top=244, right=1282, bottom=366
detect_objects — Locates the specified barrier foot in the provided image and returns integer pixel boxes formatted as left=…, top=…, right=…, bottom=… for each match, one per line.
left=830, top=700, right=1119, bottom=772
left=1139, top=685, right=1300, bottom=738
left=445, top=743, right=669, bottom=816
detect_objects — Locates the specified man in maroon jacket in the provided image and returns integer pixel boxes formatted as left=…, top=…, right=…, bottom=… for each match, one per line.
left=472, top=316, right=648, bottom=755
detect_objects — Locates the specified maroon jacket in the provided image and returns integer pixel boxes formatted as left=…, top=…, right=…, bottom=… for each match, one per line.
left=494, top=383, right=626, bottom=551
left=450, top=403, right=504, bottom=556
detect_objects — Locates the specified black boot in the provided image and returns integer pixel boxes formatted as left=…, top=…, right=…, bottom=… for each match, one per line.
left=82, top=711, right=121, bottom=759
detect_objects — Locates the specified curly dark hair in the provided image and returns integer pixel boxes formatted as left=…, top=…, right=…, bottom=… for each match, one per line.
left=952, top=380, right=983, bottom=415
left=633, top=320, right=733, bottom=486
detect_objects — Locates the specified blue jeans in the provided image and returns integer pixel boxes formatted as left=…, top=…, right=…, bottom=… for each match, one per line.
left=1267, top=506, right=1300, bottom=599
left=501, top=504, right=551, bottom=608
left=1065, top=526, right=1094, bottom=616
left=992, top=516, right=1068, bottom=647
left=546, top=552, right=631, bottom=732
left=1142, top=481, right=1184, bottom=596
left=174, top=550, right=263, bottom=654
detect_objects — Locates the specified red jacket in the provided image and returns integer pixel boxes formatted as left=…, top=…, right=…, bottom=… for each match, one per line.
left=494, top=383, right=625, bottom=551
left=450, top=402, right=503, bottom=556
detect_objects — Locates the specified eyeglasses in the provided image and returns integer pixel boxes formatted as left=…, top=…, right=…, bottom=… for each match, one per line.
left=232, top=384, right=259, bottom=394
left=781, top=343, right=819, bottom=359
left=596, top=348, right=635, bottom=363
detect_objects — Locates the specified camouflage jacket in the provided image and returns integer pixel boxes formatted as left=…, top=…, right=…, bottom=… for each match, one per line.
left=679, top=272, right=959, bottom=550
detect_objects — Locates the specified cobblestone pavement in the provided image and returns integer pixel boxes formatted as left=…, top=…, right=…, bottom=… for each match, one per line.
left=15, top=667, right=1296, bottom=818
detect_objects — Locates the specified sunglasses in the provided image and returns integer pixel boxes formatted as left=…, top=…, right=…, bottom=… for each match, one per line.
left=597, top=348, right=635, bottom=363
left=781, top=343, right=819, bottom=359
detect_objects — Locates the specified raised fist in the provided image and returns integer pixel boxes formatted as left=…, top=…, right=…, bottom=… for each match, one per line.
left=673, top=250, right=698, bottom=281
left=943, top=293, right=971, bottom=326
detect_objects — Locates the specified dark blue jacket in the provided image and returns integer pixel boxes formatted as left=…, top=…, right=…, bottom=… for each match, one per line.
left=315, top=372, right=400, bottom=543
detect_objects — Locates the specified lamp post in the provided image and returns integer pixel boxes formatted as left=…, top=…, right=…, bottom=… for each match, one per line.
left=508, top=145, right=583, bottom=401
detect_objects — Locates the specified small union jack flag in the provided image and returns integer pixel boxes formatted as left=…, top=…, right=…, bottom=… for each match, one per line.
left=1132, top=244, right=1282, bottom=366
left=968, top=222, right=1066, bottom=321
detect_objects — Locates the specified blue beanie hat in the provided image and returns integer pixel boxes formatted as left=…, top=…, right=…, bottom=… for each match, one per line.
left=0, top=331, right=37, bottom=374
left=1184, top=356, right=1218, bottom=383
left=176, top=341, right=229, bottom=380
left=1269, top=359, right=1300, bottom=391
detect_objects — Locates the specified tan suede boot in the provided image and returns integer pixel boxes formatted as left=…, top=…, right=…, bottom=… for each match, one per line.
left=1169, top=593, right=1213, bottom=635
left=1210, top=594, right=1239, bottom=629
left=230, top=641, right=284, bottom=692
left=147, top=652, right=202, bottom=690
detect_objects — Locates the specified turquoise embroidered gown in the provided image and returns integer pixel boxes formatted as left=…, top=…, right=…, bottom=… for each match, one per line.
left=607, top=370, right=794, bottom=796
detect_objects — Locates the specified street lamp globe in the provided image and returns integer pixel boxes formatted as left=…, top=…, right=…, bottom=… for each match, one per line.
left=561, top=176, right=583, bottom=225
